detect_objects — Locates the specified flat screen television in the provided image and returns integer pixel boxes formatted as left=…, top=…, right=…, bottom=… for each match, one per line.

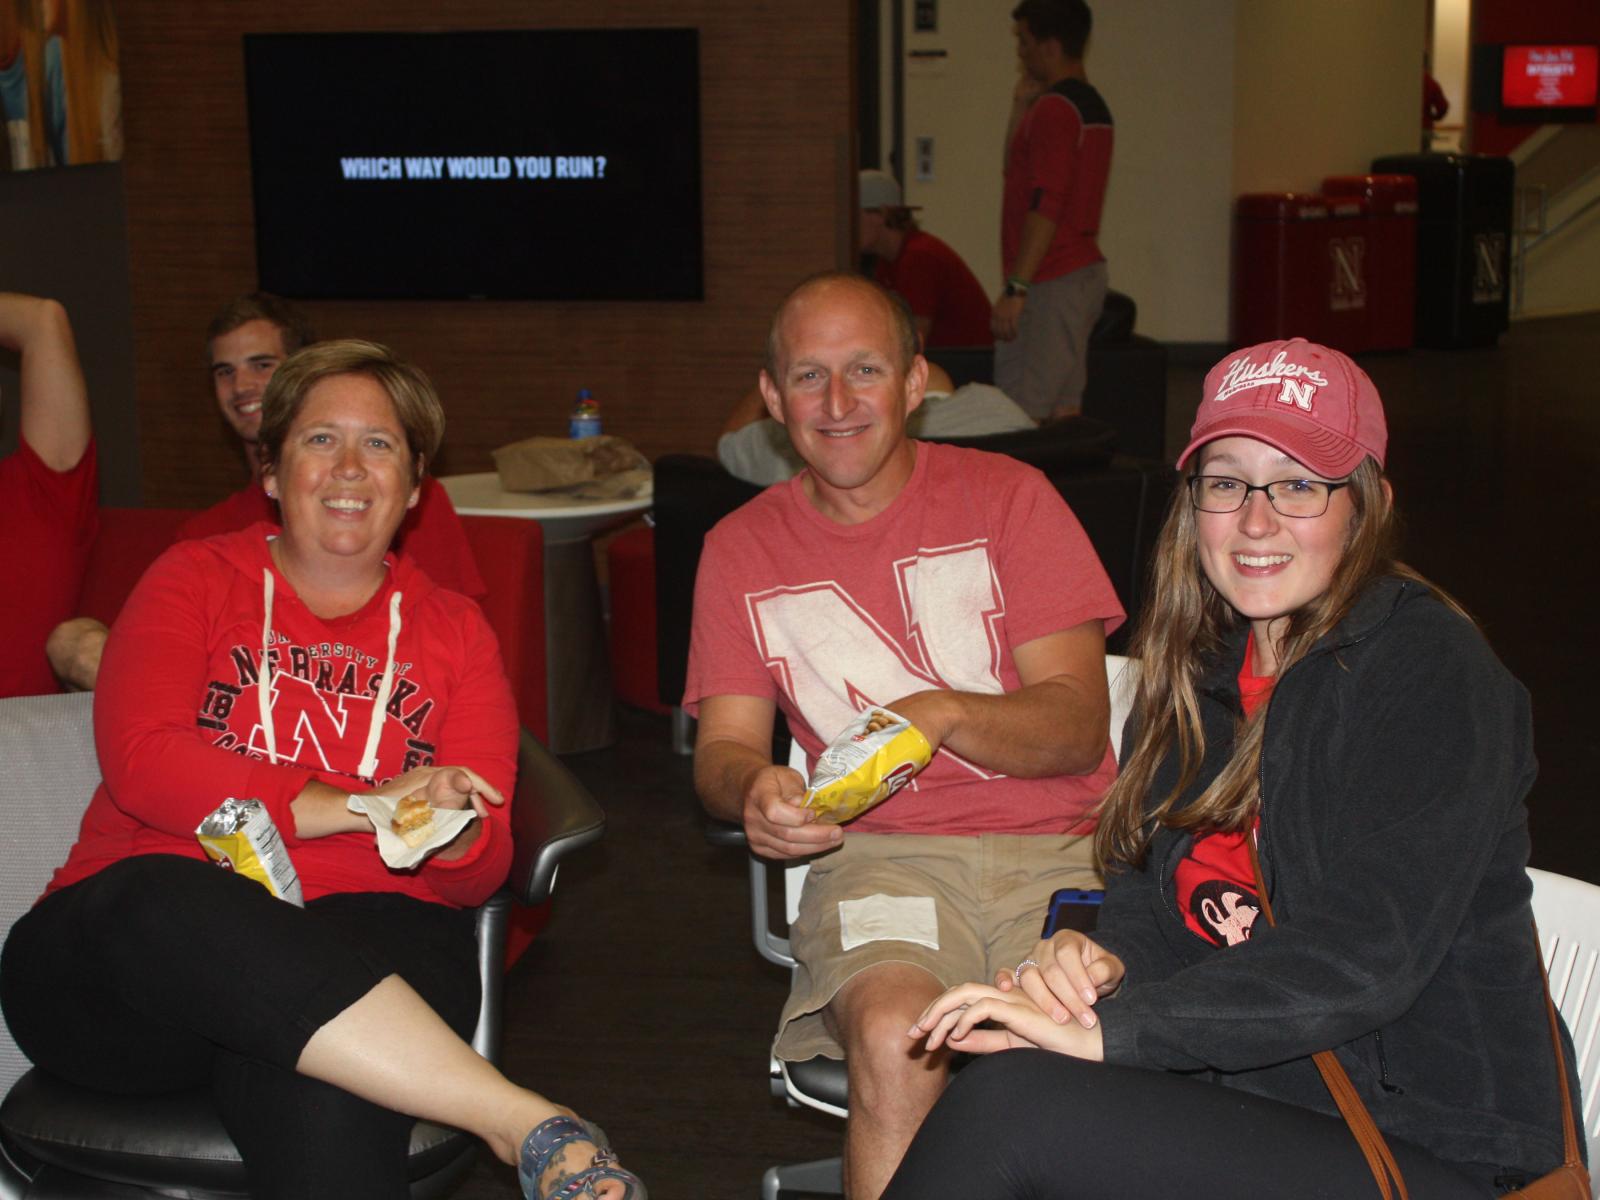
left=1498, top=44, right=1599, bottom=124
left=243, top=29, right=703, bottom=301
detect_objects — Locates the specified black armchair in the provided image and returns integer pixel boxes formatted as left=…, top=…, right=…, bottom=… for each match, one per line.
left=0, top=693, right=604, bottom=1200
left=925, top=289, right=1169, bottom=461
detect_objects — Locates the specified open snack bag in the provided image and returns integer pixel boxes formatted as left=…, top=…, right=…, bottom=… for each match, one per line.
left=802, top=707, right=933, bottom=826
left=196, top=798, right=304, bottom=905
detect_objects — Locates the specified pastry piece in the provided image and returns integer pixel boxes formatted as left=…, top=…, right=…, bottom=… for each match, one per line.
left=391, top=792, right=435, bottom=848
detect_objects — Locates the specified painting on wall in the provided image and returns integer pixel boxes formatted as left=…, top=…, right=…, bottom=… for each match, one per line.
left=0, top=0, right=121, bottom=171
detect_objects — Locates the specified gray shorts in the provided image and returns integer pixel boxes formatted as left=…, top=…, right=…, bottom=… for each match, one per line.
left=994, top=260, right=1109, bottom=420
left=773, top=831, right=1101, bottom=1062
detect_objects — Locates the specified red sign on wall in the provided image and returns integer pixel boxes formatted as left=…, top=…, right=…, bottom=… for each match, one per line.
left=1502, top=45, right=1600, bottom=109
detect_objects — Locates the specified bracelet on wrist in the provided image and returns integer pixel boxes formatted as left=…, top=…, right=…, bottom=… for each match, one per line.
left=1004, top=276, right=1030, bottom=298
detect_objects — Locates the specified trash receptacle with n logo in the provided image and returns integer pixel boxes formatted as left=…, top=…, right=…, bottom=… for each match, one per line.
left=1370, top=153, right=1513, bottom=348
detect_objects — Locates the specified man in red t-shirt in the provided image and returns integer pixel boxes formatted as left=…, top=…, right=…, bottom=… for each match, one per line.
left=47, top=293, right=484, bottom=689
left=861, top=169, right=993, bottom=349
left=688, top=273, right=1120, bottom=1198
left=994, top=0, right=1113, bottom=421
left=0, top=293, right=97, bottom=697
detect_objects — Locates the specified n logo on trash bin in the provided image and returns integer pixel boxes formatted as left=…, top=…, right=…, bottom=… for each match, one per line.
left=1473, top=232, right=1505, bottom=304
left=1328, top=236, right=1367, bottom=312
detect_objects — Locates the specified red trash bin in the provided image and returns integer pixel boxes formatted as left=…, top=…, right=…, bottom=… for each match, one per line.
left=1324, top=173, right=1417, bottom=351
left=1233, top=193, right=1329, bottom=346
left=1319, top=193, right=1371, bottom=355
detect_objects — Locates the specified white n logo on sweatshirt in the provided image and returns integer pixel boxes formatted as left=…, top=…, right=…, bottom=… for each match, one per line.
left=747, top=542, right=1003, bottom=775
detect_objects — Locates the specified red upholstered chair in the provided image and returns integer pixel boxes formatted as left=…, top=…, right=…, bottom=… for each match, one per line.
left=76, top=507, right=194, bottom=625
left=605, top=525, right=668, bottom=715
left=458, top=515, right=549, bottom=743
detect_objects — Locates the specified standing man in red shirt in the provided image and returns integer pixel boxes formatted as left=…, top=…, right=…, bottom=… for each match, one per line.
left=862, top=169, right=993, bottom=349
left=994, top=0, right=1113, bottom=422
left=0, top=293, right=96, bottom=697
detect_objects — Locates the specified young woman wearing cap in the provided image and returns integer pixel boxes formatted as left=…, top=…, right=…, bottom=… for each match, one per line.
left=881, top=339, right=1572, bottom=1196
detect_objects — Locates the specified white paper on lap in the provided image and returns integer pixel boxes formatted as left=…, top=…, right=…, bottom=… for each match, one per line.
left=838, top=893, right=940, bottom=951
left=347, top=793, right=477, bottom=869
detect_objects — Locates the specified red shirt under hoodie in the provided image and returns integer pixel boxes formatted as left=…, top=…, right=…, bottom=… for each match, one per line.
left=45, top=523, right=518, bottom=907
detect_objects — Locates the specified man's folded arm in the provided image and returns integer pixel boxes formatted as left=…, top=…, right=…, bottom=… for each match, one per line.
left=890, top=618, right=1109, bottom=779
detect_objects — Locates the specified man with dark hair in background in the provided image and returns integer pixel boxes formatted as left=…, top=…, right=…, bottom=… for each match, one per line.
left=993, top=0, right=1113, bottom=422
left=860, top=169, right=993, bottom=350
left=46, top=292, right=483, bottom=690
left=181, top=293, right=481, bottom=588
left=0, top=292, right=96, bottom=697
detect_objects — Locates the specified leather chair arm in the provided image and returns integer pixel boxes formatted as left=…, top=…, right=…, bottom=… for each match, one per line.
left=506, top=730, right=605, bottom=908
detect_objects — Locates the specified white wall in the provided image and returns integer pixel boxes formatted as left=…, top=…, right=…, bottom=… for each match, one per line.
left=1514, top=165, right=1600, bottom=318
left=1431, top=0, right=1471, bottom=151
left=1093, top=1, right=1236, bottom=342
left=1233, top=0, right=1427, bottom=193
left=898, top=1, right=1015, bottom=296
left=887, top=0, right=1428, bottom=344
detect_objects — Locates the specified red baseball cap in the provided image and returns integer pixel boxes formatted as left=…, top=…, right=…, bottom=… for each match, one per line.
left=1178, top=338, right=1387, bottom=478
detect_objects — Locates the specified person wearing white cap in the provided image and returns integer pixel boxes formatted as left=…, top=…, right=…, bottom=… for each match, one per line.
left=886, top=339, right=1569, bottom=1197
left=859, top=168, right=992, bottom=349
left=995, top=0, right=1112, bottom=422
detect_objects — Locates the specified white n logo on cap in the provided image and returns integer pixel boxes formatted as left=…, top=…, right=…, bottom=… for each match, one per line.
left=1214, top=351, right=1329, bottom=406
left=1279, top=378, right=1316, bottom=411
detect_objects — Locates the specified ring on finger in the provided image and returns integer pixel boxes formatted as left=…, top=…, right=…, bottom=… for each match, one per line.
left=1013, top=958, right=1040, bottom=986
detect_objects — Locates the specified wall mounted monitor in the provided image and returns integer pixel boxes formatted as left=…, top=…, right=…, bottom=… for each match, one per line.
left=1499, top=45, right=1599, bottom=124
left=243, top=29, right=703, bottom=300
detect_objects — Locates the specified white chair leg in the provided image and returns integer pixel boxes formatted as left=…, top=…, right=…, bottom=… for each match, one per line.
left=762, top=1156, right=843, bottom=1198
left=671, top=706, right=695, bottom=756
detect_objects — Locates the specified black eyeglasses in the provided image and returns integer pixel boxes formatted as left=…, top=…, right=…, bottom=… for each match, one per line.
left=1187, top=475, right=1351, bottom=518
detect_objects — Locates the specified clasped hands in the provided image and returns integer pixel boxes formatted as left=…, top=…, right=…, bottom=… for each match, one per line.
left=905, top=930, right=1125, bottom=1062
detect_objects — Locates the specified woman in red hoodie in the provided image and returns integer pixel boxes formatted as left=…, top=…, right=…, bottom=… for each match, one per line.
left=0, top=341, right=644, bottom=1200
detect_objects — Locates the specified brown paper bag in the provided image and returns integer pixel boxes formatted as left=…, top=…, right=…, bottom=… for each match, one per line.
left=492, top=435, right=648, bottom=492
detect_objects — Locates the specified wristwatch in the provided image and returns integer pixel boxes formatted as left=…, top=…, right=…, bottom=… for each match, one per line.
left=1004, top=276, right=1030, bottom=298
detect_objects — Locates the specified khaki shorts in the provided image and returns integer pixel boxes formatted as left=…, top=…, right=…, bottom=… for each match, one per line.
left=774, top=832, right=1101, bottom=1062
left=994, top=260, right=1110, bottom=420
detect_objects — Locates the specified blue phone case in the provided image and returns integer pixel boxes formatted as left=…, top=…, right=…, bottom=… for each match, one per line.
left=1042, top=887, right=1105, bottom=936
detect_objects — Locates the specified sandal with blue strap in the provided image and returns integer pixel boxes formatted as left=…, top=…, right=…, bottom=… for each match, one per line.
left=518, top=1115, right=648, bottom=1200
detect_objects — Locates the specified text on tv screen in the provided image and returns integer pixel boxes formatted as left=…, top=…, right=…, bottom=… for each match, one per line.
left=244, top=29, right=703, bottom=301
left=1501, top=45, right=1599, bottom=111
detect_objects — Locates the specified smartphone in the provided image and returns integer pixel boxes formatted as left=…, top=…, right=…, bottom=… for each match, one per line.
left=1042, top=887, right=1105, bottom=937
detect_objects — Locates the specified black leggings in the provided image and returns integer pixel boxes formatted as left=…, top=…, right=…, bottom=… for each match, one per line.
left=0, top=855, right=479, bottom=1200
left=882, top=1050, right=1499, bottom=1200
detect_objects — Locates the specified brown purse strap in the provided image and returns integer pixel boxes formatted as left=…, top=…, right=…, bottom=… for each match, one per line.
left=1247, top=839, right=1586, bottom=1196
left=1247, top=839, right=1408, bottom=1200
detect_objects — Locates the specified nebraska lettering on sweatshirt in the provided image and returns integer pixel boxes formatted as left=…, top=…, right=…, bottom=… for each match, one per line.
left=49, top=523, right=518, bottom=907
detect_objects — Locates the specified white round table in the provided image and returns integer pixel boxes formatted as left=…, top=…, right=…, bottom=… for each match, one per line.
left=439, top=472, right=652, bottom=544
left=440, top=472, right=652, bottom=754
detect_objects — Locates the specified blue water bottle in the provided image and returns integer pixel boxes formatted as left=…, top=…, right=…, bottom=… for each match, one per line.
left=569, top=388, right=602, bottom=439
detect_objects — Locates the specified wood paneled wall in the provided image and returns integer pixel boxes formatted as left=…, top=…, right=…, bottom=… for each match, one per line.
left=118, top=2, right=853, bottom=507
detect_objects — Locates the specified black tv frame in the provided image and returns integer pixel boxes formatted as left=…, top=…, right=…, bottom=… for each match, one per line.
left=243, top=28, right=705, bottom=302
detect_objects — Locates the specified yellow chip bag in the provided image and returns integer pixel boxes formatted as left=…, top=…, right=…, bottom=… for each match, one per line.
left=196, top=798, right=305, bottom=906
left=802, top=707, right=933, bottom=825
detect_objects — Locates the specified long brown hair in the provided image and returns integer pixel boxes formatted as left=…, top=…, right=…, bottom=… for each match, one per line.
left=1095, top=456, right=1466, bottom=872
